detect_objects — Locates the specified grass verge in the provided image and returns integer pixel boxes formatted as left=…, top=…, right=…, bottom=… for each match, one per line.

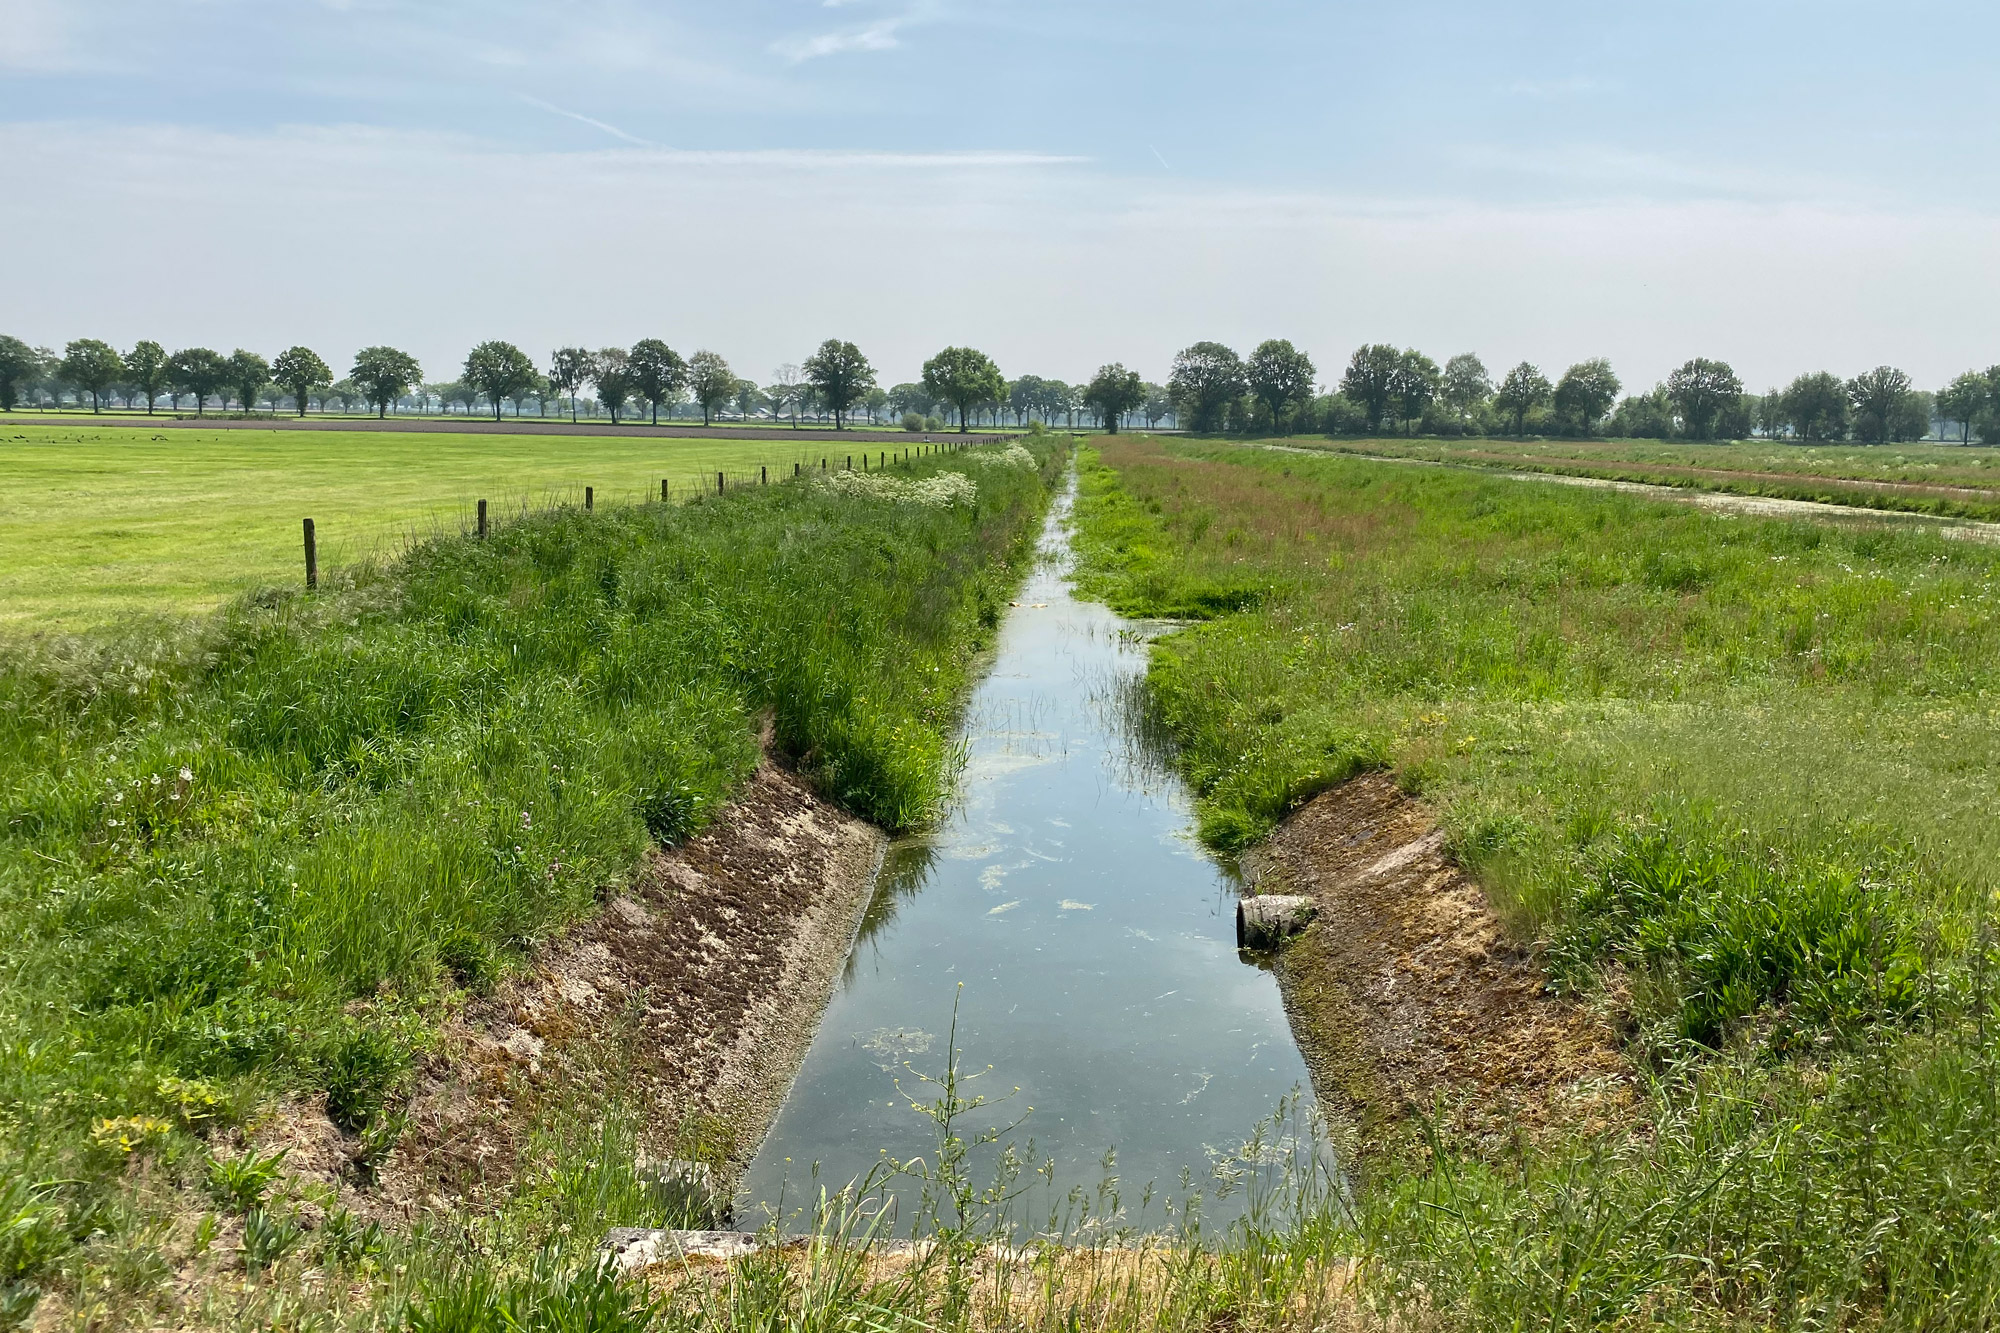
left=1069, top=436, right=2000, bottom=1329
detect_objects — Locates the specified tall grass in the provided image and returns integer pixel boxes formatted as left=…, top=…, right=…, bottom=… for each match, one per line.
left=1070, top=436, right=2000, bottom=1328
left=0, top=440, right=1061, bottom=1324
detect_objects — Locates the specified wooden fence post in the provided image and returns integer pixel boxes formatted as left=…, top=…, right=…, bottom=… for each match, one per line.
left=585, top=486, right=593, bottom=511
left=302, top=518, right=317, bottom=590
left=761, top=466, right=767, bottom=485
left=478, top=499, right=487, bottom=539
left=716, top=471, right=724, bottom=494
left=662, top=479, right=669, bottom=502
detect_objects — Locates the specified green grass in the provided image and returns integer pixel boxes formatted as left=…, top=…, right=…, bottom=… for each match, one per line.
left=0, top=439, right=1062, bottom=1329
left=1288, top=434, right=2000, bottom=522
left=1070, top=436, right=2000, bottom=1329
left=0, top=424, right=960, bottom=632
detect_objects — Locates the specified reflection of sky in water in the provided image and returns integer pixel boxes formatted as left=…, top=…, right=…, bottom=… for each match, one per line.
left=741, top=477, right=1314, bottom=1234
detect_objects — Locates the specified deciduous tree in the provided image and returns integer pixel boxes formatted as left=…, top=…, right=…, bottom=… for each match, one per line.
left=272, top=346, right=332, bottom=417
left=59, top=339, right=124, bottom=413
left=1937, top=371, right=1991, bottom=444
left=923, top=346, right=1005, bottom=433
left=1776, top=371, right=1848, bottom=442
left=686, top=350, right=735, bottom=426
left=1441, top=353, right=1492, bottom=422
left=1552, top=358, right=1621, bottom=435
left=1083, top=363, right=1145, bottom=433
left=126, top=340, right=169, bottom=414
left=1339, top=344, right=1402, bottom=433
left=0, top=336, right=39, bottom=411
left=1247, top=339, right=1317, bottom=434
left=803, top=339, right=876, bottom=430
left=768, top=364, right=805, bottom=428
left=1494, top=362, right=1553, bottom=435
left=1665, top=358, right=1743, bottom=439
left=548, top=347, right=592, bottom=423
left=592, top=347, right=634, bottom=425
left=224, top=349, right=270, bottom=415
left=1391, top=349, right=1441, bottom=434
left=1846, top=365, right=1915, bottom=445
left=628, top=339, right=688, bottom=426
left=462, top=341, right=537, bottom=421
left=1168, top=342, right=1245, bottom=433
left=351, top=346, right=421, bottom=418
left=168, top=347, right=229, bottom=416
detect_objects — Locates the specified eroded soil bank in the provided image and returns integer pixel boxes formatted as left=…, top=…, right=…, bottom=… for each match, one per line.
left=1246, top=773, right=1632, bottom=1153
left=266, top=760, right=889, bottom=1216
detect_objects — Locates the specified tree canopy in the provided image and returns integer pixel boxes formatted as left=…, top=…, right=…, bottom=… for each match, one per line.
left=1082, top=363, right=1145, bottom=433
left=1777, top=371, right=1849, bottom=442
left=351, top=346, right=421, bottom=417
left=1390, top=350, right=1440, bottom=433
left=125, top=340, right=169, bottom=414
left=271, top=346, right=332, bottom=417
left=923, top=346, right=1004, bottom=432
left=1665, top=358, right=1744, bottom=439
left=59, top=339, right=124, bottom=413
left=464, top=341, right=539, bottom=421
left=0, top=336, right=40, bottom=412
left=225, top=349, right=270, bottom=414
left=1553, top=359, right=1621, bottom=434
left=592, top=347, right=635, bottom=425
left=167, top=347, right=229, bottom=417
left=1494, top=362, right=1553, bottom=435
left=1846, top=365, right=1916, bottom=445
left=803, top=340, right=877, bottom=430
left=1339, top=344, right=1402, bottom=433
left=1168, top=342, right=1246, bottom=433
left=687, top=350, right=735, bottom=426
left=548, top=347, right=593, bottom=423
left=628, top=339, right=688, bottom=426
left=1247, top=340, right=1316, bottom=433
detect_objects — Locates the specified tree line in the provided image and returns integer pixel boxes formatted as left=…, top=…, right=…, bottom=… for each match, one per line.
left=6, top=330, right=1996, bottom=443
left=0, top=334, right=1179, bottom=434
left=1164, top=340, right=2000, bottom=443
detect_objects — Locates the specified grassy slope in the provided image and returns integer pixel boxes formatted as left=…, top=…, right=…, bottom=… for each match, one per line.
left=0, top=424, right=951, bottom=631
left=1294, top=435, right=2000, bottom=521
left=1071, top=437, right=2000, bottom=1329
left=0, top=441, right=1061, bottom=1330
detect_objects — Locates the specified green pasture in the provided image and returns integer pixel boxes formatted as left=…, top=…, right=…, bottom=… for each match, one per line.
left=0, top=424, right=925, bottom=631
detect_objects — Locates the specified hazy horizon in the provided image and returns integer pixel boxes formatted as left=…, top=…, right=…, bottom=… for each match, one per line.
left=5, top=1, right=1997, bottom=393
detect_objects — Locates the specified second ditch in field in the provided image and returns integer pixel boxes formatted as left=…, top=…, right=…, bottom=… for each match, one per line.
left=740, top=475, right=1314, bottom=1233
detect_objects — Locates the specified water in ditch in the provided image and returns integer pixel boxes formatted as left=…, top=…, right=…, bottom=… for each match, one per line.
left=739, top=474, right=1316, bottom=1234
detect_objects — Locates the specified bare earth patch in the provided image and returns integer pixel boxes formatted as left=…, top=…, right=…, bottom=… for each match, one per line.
left=365, top=759, right=886, bottom=1215
left=1247, top=773, right=1631, bottom=1153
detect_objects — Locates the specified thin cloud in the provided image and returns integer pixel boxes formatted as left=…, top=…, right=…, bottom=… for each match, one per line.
left=775, top=17, right=905, bottom=63
left=517, top=94, right=654, bottom=148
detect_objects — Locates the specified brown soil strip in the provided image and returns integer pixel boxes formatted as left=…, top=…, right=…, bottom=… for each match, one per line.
left=9, top=413, right=1006, bottom=446
left=258, top=760, right=886, bottom=1216
left=1247, top=773, right=1630, bottom=1153
left=1442, top=450, right=2000, bottom=503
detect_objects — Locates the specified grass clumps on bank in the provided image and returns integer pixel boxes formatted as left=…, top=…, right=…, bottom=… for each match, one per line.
left=1070, top=436, right=2000, bottom=1328
left=0, top=440, right=1061, bottom=1329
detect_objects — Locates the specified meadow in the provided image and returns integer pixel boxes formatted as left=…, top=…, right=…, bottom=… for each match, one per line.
left=1297, top=434, right=2000, bottom=522
left=0, top=424, right=945, bottom=632
left=1070, top=436, right=2000, bottom=1329
left=0, top=439, right=1062, bottom=1332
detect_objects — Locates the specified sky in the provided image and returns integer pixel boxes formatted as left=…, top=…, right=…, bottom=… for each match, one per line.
left=3, top=0, right=1997, bottom=393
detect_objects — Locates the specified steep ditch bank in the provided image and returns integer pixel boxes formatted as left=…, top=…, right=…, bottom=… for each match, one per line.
left=368, top=759, right=887, bottom=1215
left=1245, top=773, right=1631, bottom=1153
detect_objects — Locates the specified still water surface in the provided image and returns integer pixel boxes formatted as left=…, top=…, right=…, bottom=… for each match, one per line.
left=740, top=476, right=1313, bottom=1231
